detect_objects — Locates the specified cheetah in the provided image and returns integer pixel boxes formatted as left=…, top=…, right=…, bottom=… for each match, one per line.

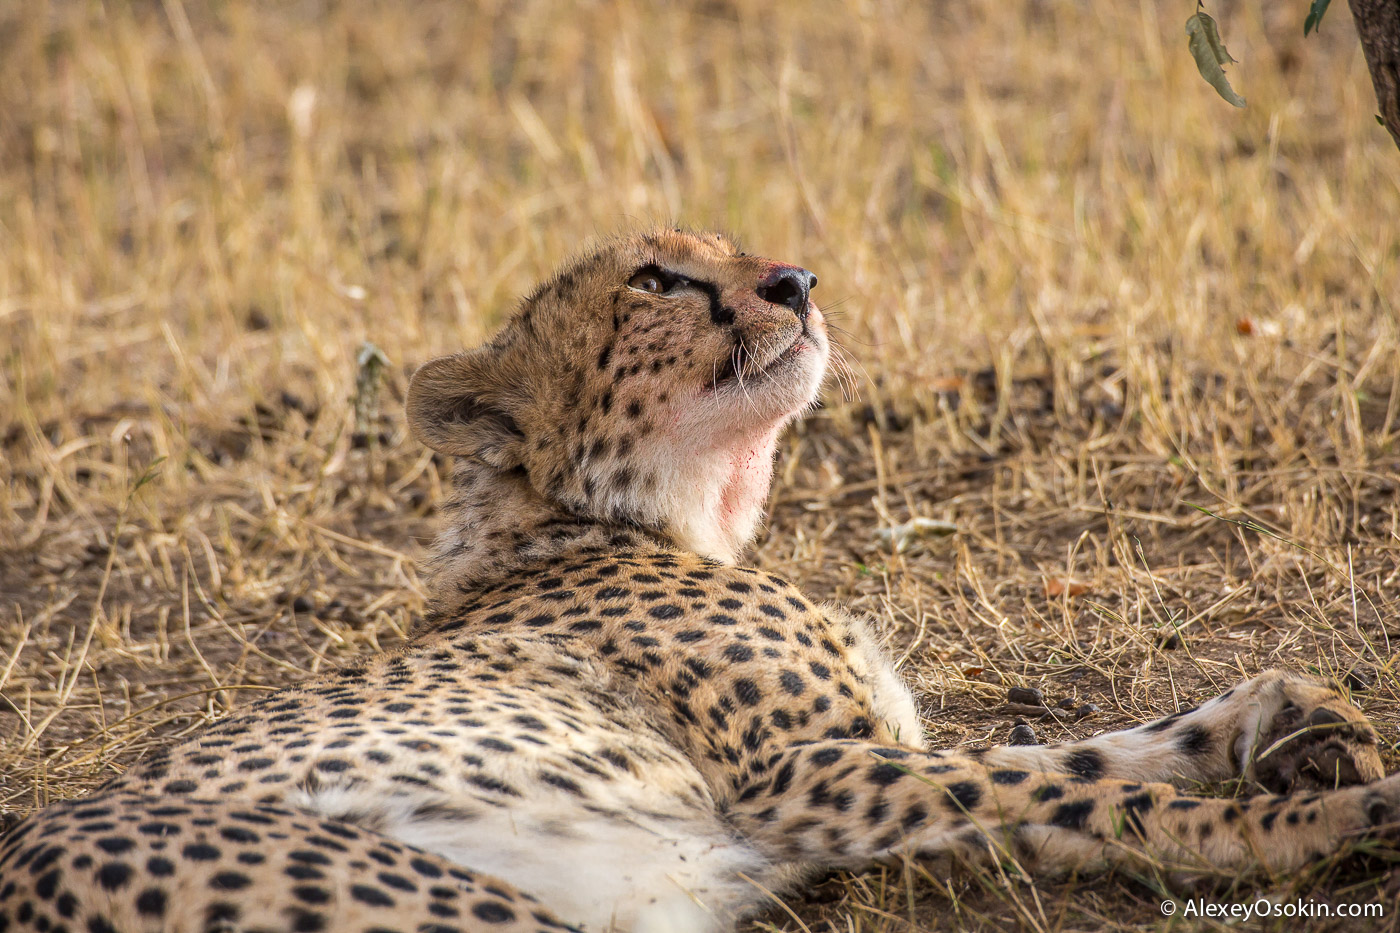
left=2, top=228, right=1398, bottom=933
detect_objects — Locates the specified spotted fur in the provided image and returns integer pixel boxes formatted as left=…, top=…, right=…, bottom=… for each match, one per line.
left=2, top=230, right=1396, bottom=933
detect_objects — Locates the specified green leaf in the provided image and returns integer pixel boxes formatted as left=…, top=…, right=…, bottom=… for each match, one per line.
left=131, top=456, right=166, bottom=494
left=1185, top=11, right=1246, bottom=108
left=1303, top=0, right=1332, bottom=36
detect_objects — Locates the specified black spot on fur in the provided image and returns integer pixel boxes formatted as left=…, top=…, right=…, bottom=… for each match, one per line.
left=1061, top=749, right=1105, bottom=780
left=219, top=826, right=259, bottom=844
left=1120, top=792, right=1155, bottom=836
left=1050, top=799, right=1096, bottom=831
left=411, top=856, right=444, bottom=878
left=541, top=773, right=585, bottom=796
left=294, top=884, right=332, bottom=904
left=94, top=837, right=135, bottom=855
left=771, top=760, right=797, bottom=796
left=210, top=871, right=252, bottom=891
left=945, top=782, right=983, bottom=812
left=135, top=888, right=167, bottom=917
left=1176, top=725, right=1214, bottom=757
left=95, top=862, right=133, bottom=891
left=182, top=843, right=220, bottom=861
left=733, top=679, right=761, bottom=706
left=472, top=902, right=517, bottom=924
left=350, top=884, right=395, bottom=907
left=377, top=871, right=418, bottom=892
left=33, top=869, right=59, bottom=900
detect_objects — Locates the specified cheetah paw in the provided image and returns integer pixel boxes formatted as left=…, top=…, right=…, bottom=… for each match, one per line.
left=1251, top=689, right=1384, bottom=794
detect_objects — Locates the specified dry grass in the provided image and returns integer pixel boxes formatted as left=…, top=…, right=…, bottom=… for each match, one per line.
left=3, top=0, right=1400, bottom=930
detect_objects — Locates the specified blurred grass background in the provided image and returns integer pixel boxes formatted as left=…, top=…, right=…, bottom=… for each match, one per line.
left=3, top=1, right=1400, bottom=930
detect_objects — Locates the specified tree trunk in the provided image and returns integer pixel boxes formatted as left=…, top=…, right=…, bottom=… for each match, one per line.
left=1347, top=0, right=1400, bottom=150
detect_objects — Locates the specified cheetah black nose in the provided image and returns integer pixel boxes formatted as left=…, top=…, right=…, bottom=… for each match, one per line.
left=756, top=266, right=817, bottom=322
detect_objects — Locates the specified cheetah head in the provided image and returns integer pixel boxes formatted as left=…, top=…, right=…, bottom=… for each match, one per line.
left=407, top=229, right=828, bottom=563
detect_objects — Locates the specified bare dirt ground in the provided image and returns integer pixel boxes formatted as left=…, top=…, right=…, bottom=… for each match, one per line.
left=3, top=1, right=1399, bottom=930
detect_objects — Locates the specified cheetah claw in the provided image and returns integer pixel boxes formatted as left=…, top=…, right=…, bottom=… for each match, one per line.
left=1252, top=699, right=1384, bottom=794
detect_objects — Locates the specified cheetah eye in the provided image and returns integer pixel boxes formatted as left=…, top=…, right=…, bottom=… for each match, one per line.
left=627, top=266, right=678, bottom=295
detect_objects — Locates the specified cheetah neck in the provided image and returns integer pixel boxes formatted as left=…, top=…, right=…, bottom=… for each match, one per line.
left=424, top=417, right=787, bottom=619
left=422, top=460, right=665, bottom=619
left=652, top=428, right=779, bottom=564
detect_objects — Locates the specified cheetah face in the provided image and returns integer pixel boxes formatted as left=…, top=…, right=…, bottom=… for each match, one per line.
left=607, top=231, right=827, bottom=423
left=408, top=229, right=830, bottom=562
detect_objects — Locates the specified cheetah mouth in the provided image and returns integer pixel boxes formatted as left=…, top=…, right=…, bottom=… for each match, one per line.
left=705, top=338, right=807, bottom=392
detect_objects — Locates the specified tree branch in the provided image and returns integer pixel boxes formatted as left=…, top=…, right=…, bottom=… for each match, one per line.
left=1347, top=0, right=1400, bottom=150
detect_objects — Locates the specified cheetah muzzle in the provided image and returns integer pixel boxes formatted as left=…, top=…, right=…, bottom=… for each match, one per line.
left=3, top=229, right=1399, bottom=933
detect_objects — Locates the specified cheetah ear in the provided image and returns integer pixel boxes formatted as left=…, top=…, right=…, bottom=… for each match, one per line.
left=407, top=350, right=527, bottom=469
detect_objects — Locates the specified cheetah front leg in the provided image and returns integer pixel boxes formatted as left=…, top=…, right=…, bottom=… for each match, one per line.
left=978, top=670, right=1384, bottom=793
left=728, top=740, right=1400, bottom=879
